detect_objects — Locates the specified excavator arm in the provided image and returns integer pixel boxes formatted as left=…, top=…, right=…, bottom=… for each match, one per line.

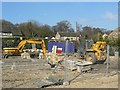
left=18, top=39, right=46, bottom=55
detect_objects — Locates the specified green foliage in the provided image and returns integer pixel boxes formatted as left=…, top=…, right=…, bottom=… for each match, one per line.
left=66, top=38, right=70, bottom=40
left=116, top=38, right=120, bottom=47
left=98, top=32, right=103, bottom=41
left=18, top=21, right=54, bottom=38
left=112, top=38, right=120, bottom=47
left=80, top=26, right=105, bottom=42
left=107, top=36, right=120, bottom=47
left=17, top=20, right=74, bottom=38
left=2, top=19, right=21, bottom=35
left=2, top=19, right=119, bottom=48
left=23, top=43, right=32, bottom=49
left=52, top=20, right=74, bottom=33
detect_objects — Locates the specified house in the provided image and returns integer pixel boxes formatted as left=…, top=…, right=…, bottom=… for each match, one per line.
left=102, top=33, right=108, bottom=39
left=0, top=32, right=13, bottom=38
left=55, top=32, right=80, bottom=41
left=108, top=29, right=120, bottom=39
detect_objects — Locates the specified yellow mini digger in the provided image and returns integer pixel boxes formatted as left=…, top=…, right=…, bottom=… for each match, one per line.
left=85, top=41, right=107, bottom=64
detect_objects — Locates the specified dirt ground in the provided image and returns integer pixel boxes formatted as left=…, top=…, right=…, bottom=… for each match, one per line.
left=49, top=73, right=118, bottom=88
left=1, top=55, right=119, bottom=88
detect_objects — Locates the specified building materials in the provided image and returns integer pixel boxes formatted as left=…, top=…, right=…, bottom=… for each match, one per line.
left=46, top=52, right=64, bottom=68
left=76, top=65, right=92, bottom=73
left=52, top=45, right=57, bottom=54
left=65, top=59, right=92, bottom=72
left=39, top=52, right=43, bottom=59
left=67, top=60, right=93, bottom=73
left=21, top=51, right=31, bottom=59
left=65, top=60, right=77, bottom=71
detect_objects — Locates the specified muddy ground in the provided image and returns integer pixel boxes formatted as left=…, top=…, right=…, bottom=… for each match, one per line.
left=1, top=55, right=119, bottom=88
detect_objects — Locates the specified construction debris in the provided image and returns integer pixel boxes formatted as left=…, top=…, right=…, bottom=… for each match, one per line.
left=65, top=60, right=77, bottom=71
left=2, top=55, right=118, bottom=88
left=39, top=52, right=44, bottom=59
left=64, top=60, right=93, bottom=71
left=46, top=53, right=64, bottom=66
left=76, top=65, right=92, bottom=73
left=21, top=51, right=31, bottom=59
left=1, top=39, right=119, bottom=88
left=11, top=62, right=16, bottom=70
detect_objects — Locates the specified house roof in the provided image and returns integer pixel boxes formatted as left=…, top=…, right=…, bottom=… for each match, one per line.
left=108, top=29, right=120, bottom=39
left=58, top=32, right=80, bottom=37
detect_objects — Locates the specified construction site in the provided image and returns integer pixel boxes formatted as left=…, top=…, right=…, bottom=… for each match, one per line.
left=1, top=37, right=119, bottom=88
left=1, top=2, right=119, bottom=89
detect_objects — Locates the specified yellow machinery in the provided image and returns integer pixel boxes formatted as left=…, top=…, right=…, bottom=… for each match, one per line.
left=3, top=39, right=46, bottom=58
left=85, top=41, right=107, bottom=64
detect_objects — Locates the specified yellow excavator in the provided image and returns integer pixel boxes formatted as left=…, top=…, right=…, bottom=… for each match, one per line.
left=84, top=32, right=107, bottom=64
left=85, top=41, right=107, bottom=64
left=3, top=39, right=46, bottom=58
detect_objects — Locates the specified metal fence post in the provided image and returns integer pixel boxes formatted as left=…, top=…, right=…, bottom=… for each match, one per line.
left=106, top=45, right=110, bottom=76
left=0, top=23, right=2, bottom=90
left=63, top=40, right=69, bottom=85
left=86, top=40, right=88, bottom=50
